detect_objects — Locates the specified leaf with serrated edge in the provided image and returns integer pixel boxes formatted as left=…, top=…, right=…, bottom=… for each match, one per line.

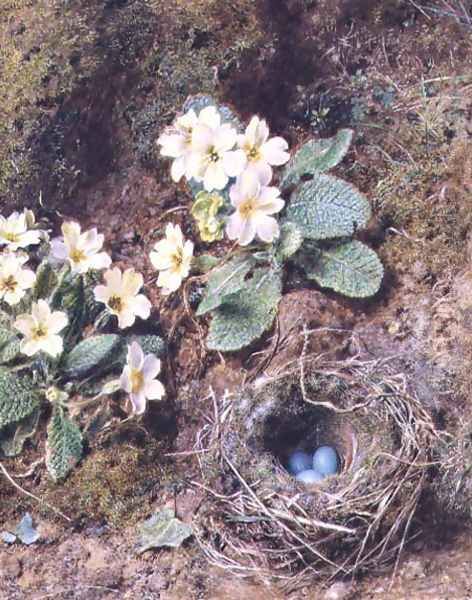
left=61, top=334, right=122, bottom=379
left=275, top=221, right=304, bottom=262
left=300, top=240, right=383, bottom=298
left=206, top=268, right=282, bottom=352
left=285, top=174, right=371, bottom=240
left=196, top=254, right=256, bottom=316
left=136, top=508, right=193, bottom=554
left=0, top=371, right=40, bottom=429
left=281, top=129, right=353, bottom=188
left=46, top=406, right=83, bottom=481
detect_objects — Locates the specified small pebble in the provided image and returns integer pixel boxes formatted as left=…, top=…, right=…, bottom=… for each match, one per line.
left=287, top=451, right=312, bottom=475
left=295, top=469, right=323, bottom=484
left=313, top=446, right=339, bottom=476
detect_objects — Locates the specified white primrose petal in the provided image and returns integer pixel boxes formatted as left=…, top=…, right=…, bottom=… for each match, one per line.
left=130, top=294, right=151, bottom=320
left=16, top=268, right=36, bottom=289
left=214, top=124, right=237, bottom=153
left=239, top=171, right=261, bottom=199
left=157, top=270, right=181, bottom=294
left=120, top=366, right=132, bottom=393
left=144, top=379, right=165, bottom=401
left=122, top=269, right=143, bottom=297
left=261, top=137, right=290, bottom=165
left=21, top=339, right=42, bottom=357
left=50, top=239, right=69, bottom=261
left=197, top=106, right=221, bottom=129
left=32, top=299, right=51, bottom=323
left=128, top=341, right=144, bottom=370
left=88, top=251, right=112, bottom=271
left=238, top=219, right=257, bottom=246
left=62, top=221, right=81, bottom=246
left=14, top=315, right=34, bottom=337
left=171, top=156, right=187, bottom=182
left=117, top=309, right=136, bottom=329
left=103, top=268, right=123, bottom=293
left=222, top=149, right=247, bottom=178
left=255, top=215, right=280, bottom=243
left=17, top=230, right=42, bottom=248
left=191, top=124, right=214, bottom=152
left=226, top=212, right=245, bottom=241
left=177, top=109, right=198, bottom=129
left=158, top=133, right=187, bottom=158
left=246, top=160, right=273, bottom=185
left=166, top=223, right=184, bottom=247
left=41, top=334, right=63, bottom=358
left=93, top=284, right=110, bottom=304
left=142, top=354, right=161, bottom=380
left=48, top=311, right=69, bottom=334
left=130, top=390, right=147, bottom=415
left=149, top=249, right=172, bottom=271
left=5, top=289, right=25, bottom=305
left=257, top=187, right=285, bottom=214
left=204, top=162, right=228, bottom=191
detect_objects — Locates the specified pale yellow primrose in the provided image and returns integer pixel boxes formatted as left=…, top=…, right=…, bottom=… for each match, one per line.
left=120, top=341, right=165, bottom=415
left=157, top=109, right=199, bottom=183
left=0, top=209, right=42, bottom=251
left=149, top=223, right=193, bottom=295
left=237, top=115, right=290, bottom=182
left=0, top=252, right=35, bottom=306
left=188, top=106, right=246, bottom=192
left=50, top=221, right=111, bottom=274
left=226, top=171, right=285, bottom=246
left=14, top=300, right=68, bottom=357
left=93, top=267, right=151, bottom=329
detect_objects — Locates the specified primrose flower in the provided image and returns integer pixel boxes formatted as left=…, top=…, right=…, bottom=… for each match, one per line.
left=14, top=300, right=68, bottom=357
left=0, top=252, right=35, bottom=306
left=0, top=209, right=42, bottom=251
left=93, top=267, right=151, bottom=329
left=50, top=221, right=111, bottom=274
left=188, top=106, right=246, bottom=191
left=157, top=109, right=199, bottom=183
left=226, top=171, right=285, bottom=246
left=120, top=341, right=165, bottom=415
left=191, top=191, right=224, bottom=242
left=149, top=223, right=194, bottom=295
left=237, top=116, right=290, bottom=182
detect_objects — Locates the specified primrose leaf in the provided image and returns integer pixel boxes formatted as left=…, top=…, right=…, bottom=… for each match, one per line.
left=196, top=254, right=256, bottom=316
left=206, top=268, right=282, bottom=352
left=193, top=254, right=220, bottom=274
left=128, top=335, right=165, bottom=358
left=46, top=406, right=83, bottom=481
left=0, top=407, right=40, bottom=457
left=299, top=240, right=383, bottom=298
left=0, top=370, right=41, bottom=429
left=275, top=221, right=304, bottom=262
left=33, top=260, right=58, bottom=301
left=51, top=272, right=86, bottom=351
left=61, top=334, right=122, bottom=379
left=281, top=129, right=354, bottom=188
left=285, top=174, right=371, bottom=240
left=136, top=508, right=193, bottom=554
left=0, top=327, right=20, bottom=364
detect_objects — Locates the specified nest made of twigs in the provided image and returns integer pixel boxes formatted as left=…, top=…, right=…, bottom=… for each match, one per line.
left=193, top=355, right=437, bottom=590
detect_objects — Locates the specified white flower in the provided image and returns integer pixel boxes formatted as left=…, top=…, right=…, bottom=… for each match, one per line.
left=157, top=109, right=199, bottom=183
left=237, top=116, right=290, bottom=182
left=188, top=106, right=246, bottom=191
left=0, top=252, right=35, bottom=305
left=50, top=221, right=111, bottom=274
left=93, top=267, right=151, bottom=329
left=0, top=209, right=42, bottom=251
left=120, top=341, right=165, bottom=415
left=14, top=300, right=68, bottom=357
left=149, top=223, right=194, bottom=295
left=226, top=171, right=285, bottom=246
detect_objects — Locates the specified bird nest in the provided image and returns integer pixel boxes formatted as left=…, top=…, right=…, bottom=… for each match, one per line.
left=193, top=355, right=437, bottom=590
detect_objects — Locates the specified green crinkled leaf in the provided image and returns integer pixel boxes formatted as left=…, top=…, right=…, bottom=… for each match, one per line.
left=136, top=508, right=193, bottom=554
left=285, top=174, right=371, bottom=240
left=0, top=370, right=41, bottom=429
left=281, top=129, right=354, bottom=188
left=196, top=254, right=256, bottom=316
left=61, top=334, right=122, bottom=379
left=206, top=268, right=282, bottom=352
left=0, top=407, right=40, bottom=457
left=129, top=335, right=165, bottom=358
left=46, top=406, right=83, bottom=481
left=275, top=221, right=304, bottom=262
left=193, top=254, right=220, bottom=274
left=33, top=260, right=58, bottom=301
left=0, top=326, right=20, bottom=364
left=300, top=240, right=383, bottom=298
left=51, top=271, right=86, bottom=351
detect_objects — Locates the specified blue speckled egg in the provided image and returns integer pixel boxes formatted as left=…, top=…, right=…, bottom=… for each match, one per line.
left=287, top=451, right=313, bottom=475
left=312, top=446, right=339, bottom=476
left=296, top=469, right=324, bottom=484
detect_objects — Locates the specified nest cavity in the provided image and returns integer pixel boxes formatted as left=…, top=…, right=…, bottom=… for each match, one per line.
left=194, top=357, right=436, bottom=589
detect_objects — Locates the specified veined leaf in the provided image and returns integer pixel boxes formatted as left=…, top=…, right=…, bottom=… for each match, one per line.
left=0, top=370, right=41, bottom=429
left=136, top=508, right=193, bottom=554
left=285, top=174, right=371, bottom=240
left=275, top=221, right=304, bottom=262
left=61, top=334, right=122, bottom=379
left=46, top=406, right=83, bottom=481
left=0, top=408, right=40, bottom=457
left=33, top=260, right=58, bottom=301
left=281, top=129, right=354, bottom=188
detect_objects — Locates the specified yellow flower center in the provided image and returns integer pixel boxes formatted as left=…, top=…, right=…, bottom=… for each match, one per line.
left=239, top=198, right=256, bottom=220
left=208, top=147, right=219, bottom=163
left=108, top=295, right=123, bottom=312
left=171, top=248, right=184, bottom=270
left=32, top=325, right=47, bottom=340
left=69, top=248, right=86, bottom=264
left=0, top=275, right=17, bottom=293
left=4, top=232, right=20, bottom=243
left=130, top=368, right=144, bottom=394
left=247, top=146, right=260, bottom=161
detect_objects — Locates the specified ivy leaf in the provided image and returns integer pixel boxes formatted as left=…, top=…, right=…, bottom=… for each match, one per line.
left=46, top=406, right=83, bottom=481
left=280, top=129, right=354, bottom=188
left=206, top=268, right=282, bottom=352
left=0, top=408, right=40, bottom=457
left=0, top=370, right=41, bottom=429
left=196, top=254, right=256, bottom=316
left=299, top=240, right=383, bottom=298
left=285, top=174, right=371, bottom=240
left=136, top=508, right=193, bottom=554
left=61, top=334, right=122, bottom=379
